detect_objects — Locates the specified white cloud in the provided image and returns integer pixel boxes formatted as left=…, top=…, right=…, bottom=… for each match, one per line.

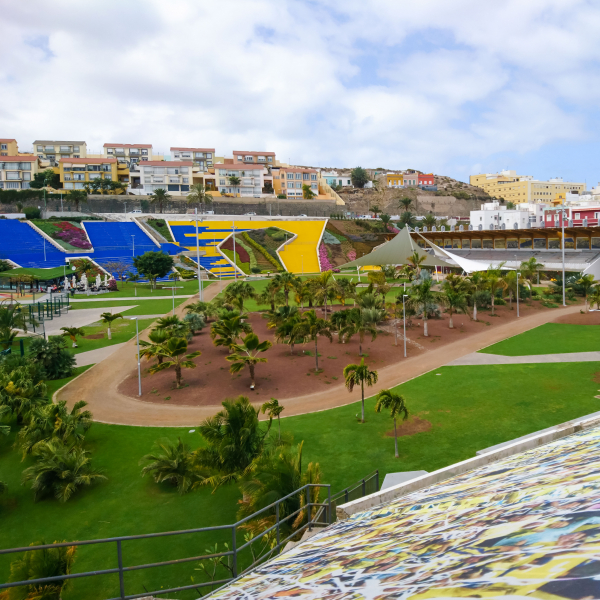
left=1, top=0, right=599, bottom=181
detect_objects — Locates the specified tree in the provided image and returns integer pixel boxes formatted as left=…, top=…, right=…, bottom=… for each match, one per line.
left=149, top=337, right=201, bottom=389
left=467, top=272, right=485, bottom=321
left=291, top=309, right=332, bottom=371
left=399, top=197, right=413, bottom=212
left=375, top=389, right=409, bottom=458
left=5, top=541, right=77, bottom=599
left=139, top=328, right=169, bottom=365
left=0, top=301, right=29, bottom=349
left=341, top=308, right=380, bottom=355
left=133, top=251, right=175, bottom=288
left=520, top=257, right=543, bottom=287
left=184, top=312, right=205, bottom=335
left=155, top=315, right=192, bottom=341
left=28, top=336, right=76, bottom=380
left=99, top=312, right=123, bottom=340
left=309, top=271, right=336, bottom=318
left=228, top=176, right=241, bottom=195
left=294, top=281, right=314, bottom=309
left=60, top=326, right=85, bottom=348
left=272, top=310, right=302, bottom=355
left=406, top=251, right=426, bottom=277
left=330, top=309, right=352, bottom=343
left=227, top=333, right=272, bottom=389
left=421, top=214, right=437, bottom=228
left=397, top=211, right=417, bottom=230
left=22, top=439, right=106, bottom=502
left=210, top=314, right=252, bottom=350
left=272, top=272, right=301, bottom=307
left=577, top=274, right=597, bottom=312
left=261, top=398, right=284, bottom=441
left=224, top=281, right=257, bottom=312
left=186, top=183, right=213, bottom=211
left=103, top=261, right=129, bottom=281
left=150, top=188, right=171, bottom=213
left=0, top=367, right=48, bottom=424
left=409, top=279, right=436, bottom=336
left=343, top=358, right=378, bottom=423
left=185, top=300, right=218, bottom=321
left=302, top=184, right=316, bottom=199
left=350, top=167, right=370, bottom=189
left=380, top=213, right=392, bottom=227
left=484, top=267, right=503, bottom=316
left=30, top=168, right=61, bottom=189
left=67, top=189, right=87, bottom=212
left=501, top=270, right=518, bottom=308
left=589, top=286, right=600, bottom=310
left=441, top=289, right=468, bottom=328
left=195, top=396, right=271, bottom=489
left=74, top=259, right=96, bottom=278
left=140, top=437, right=201, bottom=494
left=109, top=180, right=128, bottom=195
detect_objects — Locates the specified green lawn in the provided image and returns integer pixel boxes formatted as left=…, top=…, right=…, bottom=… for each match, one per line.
left=2, top=361, right=600, bottom=597
left=68, top=297, right=189, bottom=316
left=73, top=279, right=207, bottom=299
left=481, top=323, right=600, bottom=356
left=0, top=266, right=69, bottom=280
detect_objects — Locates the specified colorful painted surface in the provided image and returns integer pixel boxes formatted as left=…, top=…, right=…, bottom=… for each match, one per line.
left=168, top=220, right=326, bottom=276
left=213, top=425, right=600, bottom=599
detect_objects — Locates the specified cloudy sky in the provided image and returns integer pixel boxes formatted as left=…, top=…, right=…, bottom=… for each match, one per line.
left=1, top=0, right=599, bottom=185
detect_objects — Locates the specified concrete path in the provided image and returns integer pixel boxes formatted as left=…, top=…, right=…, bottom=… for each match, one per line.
left=43, top=306, right=137, bottom=337
left=75, top=343, right=127, bottom=367
left=56, top=298, right=584, bottom=427
left=448, top=351, right=600, bottom=366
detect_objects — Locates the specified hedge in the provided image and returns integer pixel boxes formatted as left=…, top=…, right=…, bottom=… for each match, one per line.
left=242, top=232, right=282, bottom=271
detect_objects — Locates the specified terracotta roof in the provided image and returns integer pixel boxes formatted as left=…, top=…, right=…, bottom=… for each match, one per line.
left=142, top=161, right=193, bottom=167
left=33, top=140, right=86, bottom=145
left=0, top=139, right=17, bottom=143
left=232, top=151, right=276, bottom=156
left=103, top=143, right=153, bottom=148
left=0, top=155, right=38, bottom=162
left=214, top=163, right=265, bottom=171
left=170, top=147, right=215, bottom=152
left=281, top=167, right=317, bottom=173
left=60, top=158, right=117, bottom=164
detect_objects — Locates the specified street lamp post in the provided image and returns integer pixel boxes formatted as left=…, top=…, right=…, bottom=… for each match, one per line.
left=516, top=271, right=520, bottom=318
left=403, top=294, right=408, bottom=358
left=195, top=208, right=203, bottom=302
left=561, top=202, right=566, bottom=306
left=163, top=286, right=183, bottom=315
left=130, top=317, right=141, bottom=397
left=232, top=222, right=238, bottom=280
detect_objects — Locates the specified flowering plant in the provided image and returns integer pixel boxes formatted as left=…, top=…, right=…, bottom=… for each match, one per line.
left=346, top=250, right=357, bottom=261
left=53, top=221, right=92, bottom=249
left=319, top=243, right=335, bottom=271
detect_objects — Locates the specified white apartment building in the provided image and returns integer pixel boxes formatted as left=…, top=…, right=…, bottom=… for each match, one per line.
left=170, top=147, right=214, bottom=172
left=132, top=161, right=192, bottom=196
left=215, top=163, right=266, bottom=197
left=470, top=201, right=531, bottom=230
left=515, top=202, right=548, bottom=228
left=0, top=156, right=40, bottom=190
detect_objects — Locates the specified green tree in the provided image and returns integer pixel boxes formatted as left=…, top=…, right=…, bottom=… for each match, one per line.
left=228, top=176, right=241, bottom=195
left=0, top=368, right=47, bottom=424
left=99, top=312, right=123, bottom=340
left=409, top=279, right=436, bottom=336
left=132, top=251, right=175, bottom=288
left=350, top=167, right=370, bottom=188
left=302, top=184, right=316, bottom=199
left=520, top=257, right=543, bottom=287
left=155, top=314, right=192, bottom=341
left=397, top=211, right=417, bottom=230
left=185, top=300, right=218, bottom=321
left=343, top=358, right=378, bottom=423
left=226, top=333, right=272, bottom=389
left=380, top=213, right=392, bottom=228
left=60, top=326, right=85, bottom=348
left=150, top=188, right=171, bottom=213
left=291, top=309, right=332, bottom=371
left=399, top=197, right=413, bottom=212
left=258, top=279, right=285, bottom=311
left=139, top=328, right=169, bottom=365
left=484, top=267, right=504, bottom=316
left=149, top=337, right=201, bottom=389
left=186, top=183, right=213, bottom=211
left=140, top=437, right=201, bottom=494
left=341, top=308, right=380, bottom=356
left=224, top=280, right=257, bottom=312
left=22, top=440, right=106, bottom=502
left=261, top=398, right=284, bottom=441
left=0, top=301, right=28, bottom=349
left=577, top=274, right=597, bottom=312
left=272, top=271, right=301, bottom=307
left=467, top=271, right=485, bottom=321
left=406, top=251, right=426, bottom=277
left=30, top=168, right=61, bottom=189
left=309, top=270, right=336, bottom=318
left=330, top=308, right=352, bottom=343
left=184, top=312, right=205, bottom=335
left=272, top=310, right=302, bottom=355
left=375, top=389, right=409, bottom=458
left=589, top=286, right=600, bottom=310
left=210, top=314, right=252, bottom=350
left=74, top=258, right=96, bottom=279
left=501, top=270, right=518, bottom=308
left=421, top=214, right=437, bottom=228
left=28, top=337, right=75, bottom=380
left=442, top=289, right=468, bottom=328
left=67, top=189, right=88, bottom=212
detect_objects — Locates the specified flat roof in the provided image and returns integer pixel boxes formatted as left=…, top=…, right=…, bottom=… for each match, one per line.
left=60, top=158, right=117, bottom=164
left=281, top=167, right=317, bottom=173
left=170, top=147, right=215, bottom=152
left=104, top=143, right=153, bottom=148
left=233, top=150, right=276, bottom=156
left=33, top=140, right=86, bottom=145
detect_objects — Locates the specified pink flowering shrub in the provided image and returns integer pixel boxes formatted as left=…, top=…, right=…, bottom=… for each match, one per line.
left=53, top=222, right=92, bottom=249
left=108, top=279, right=118, bottom=291
left=319, top=243, right=335, bottom=272
left=387, top=224, right=400, bottom=233
left=346, top=250, right=357, bottom=261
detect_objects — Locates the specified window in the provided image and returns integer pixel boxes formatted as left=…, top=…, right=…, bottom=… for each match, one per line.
left=220, top=179, right=226, bottom=185
left=144, top=167, right=153, bottom=173
left=74, top=146, right=80, bottom=152
left=206, top=153, right=212, bottom=159
left=60, top=146, right=70, bottom=152
left=22, top=172, right=31, bottom=181
left=303, top=173, right=309, bottom=180
left=64, top=175, right=72, bottom=181
left=154, top=168, right=165, bottom=175
left=167, top=184, right=179, bottom=192
left=287, top=182, right=294, bottom=188
left=244, top=155, right=254, bottom=162
left=267, top=156, right=272, bottom=162
left=595, top=212, right=600, bottom=219
left=74, top=174, right=85, bottom=181
left=0, top=144, right=6, bottom=150
left=194, top=152, right=203, bottom=159
left=44, top=146, right=54, bottom=152
left=311, top=183, right=317, bottom=190
left=180, top=167, right=189, bottom=174
left=6, top=172, right=20, bottom=180
left=73, top=155, right=79, bottom=159
left=181, top=185, right=189, bottom=192
left=295, top=173, right=301, bottom=179
left=169, top=177, right=179, bottom=183
left=237, top=156, right=243, bottom=160
left=311, top=174, right=317, bottom=180
left=183, top=177, right=189, bottom=183
left=167, top=168, right=179, bottom=175
left=296, top=182, right=301, bottom=189
left=141, top=149, right=148, bottom=155
left=6, top=182, right=20, bottom=189
left=74, top=182, right=84, bottom=189
left=20, top=163, right=31, bottom=170
left=575, top=213, right=581, bottom=219
left=37, top=146, right=43, bottom=152
left=153, top=177, right=164, bottom=184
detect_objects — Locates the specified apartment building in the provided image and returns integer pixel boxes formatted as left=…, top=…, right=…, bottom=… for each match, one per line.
left=469, top=170, right=586, bottom=203
left=0, top=139, right=19, bottom=156
left=418, top=173, right=434, bottom=186
left=215, top=163, right=266, bottom=197
left=102, top=143, right=157, bottom=165
left=470, top=201, right=531, bottom=230
left=386, top=173, right=404, bottom=187
left=322, top=171, right=352, bottom=187
left=171, top=147, right=214, bottom=172
left=135, top=161, right=192, bottom=196
left=33, top=140, right=87, bottom=166
left=404, top=171, right=419, bottom=186
left=0, top=156, right=41, bottom=190
left=59, top=158, right=117, bottom=190
left=274, top=167, right=318, bottom=198
left=232, top=150, right=275, bottom=166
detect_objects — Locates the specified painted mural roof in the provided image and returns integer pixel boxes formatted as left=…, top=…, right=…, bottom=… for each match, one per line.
left=212, top=425, right=600, bottom=599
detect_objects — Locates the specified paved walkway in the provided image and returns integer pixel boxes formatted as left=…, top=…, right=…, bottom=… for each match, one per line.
left=43, top=306, right=136, bottom=337
left=448, top=351, right=600, bottom=366
left=56, top=300, right=584, bottom=427
left=75, top=343, right=127, bottom=367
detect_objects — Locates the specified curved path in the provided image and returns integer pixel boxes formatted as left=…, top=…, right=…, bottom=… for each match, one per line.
left=56, top=301, right=585, bottom=427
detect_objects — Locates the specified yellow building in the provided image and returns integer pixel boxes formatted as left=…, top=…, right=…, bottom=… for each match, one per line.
left=59, top=158, right=118, bottom=190
left=386, top=173, right=404, bottom=187
left=33, top=140, right=87, bottom=166
left=470, top=170, right=585, bottom=203
left=0, top=139, right=19, bottom=157
left=0, top=155, right=41, bottom=190
left=274, top=167, right=318, bottom=198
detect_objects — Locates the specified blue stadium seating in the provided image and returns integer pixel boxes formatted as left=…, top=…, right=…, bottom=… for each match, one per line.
left=0, top=221, right=67, bottom=268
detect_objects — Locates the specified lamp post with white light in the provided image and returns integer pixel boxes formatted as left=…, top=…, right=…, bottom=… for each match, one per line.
left=403, top=294, right=408, bottom=358
left=163, top=286, right=183, bottom=315
left=516, top=271, right=520, bottom=318
left=130, top=317, right=141, bottom=396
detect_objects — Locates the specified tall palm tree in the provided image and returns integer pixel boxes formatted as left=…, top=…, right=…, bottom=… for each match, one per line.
left=267, top=305, right=299, bottom=329
left=398, top=211, right=417, bottom=230
left=228, top=175, right=241, bottom=195
left=186, top=183, right=213, bottom=212
left=259, top=279, right=285, bottom=311
left=442, top=290, right=468, bottom=328
left=375, top=389, right=409, bottom=458
left=150, top=188, right=171, bottom=214
left=226, top=333, right=272, bottom=389
left=341, top=308, right=379, bottom=356
left=408, top=279, right=436, bottom=337
left=60, top=326, right=85, bottom=348
left=589, top=286, right=600, bottom=310
left=501, top=270, right=518, bottom=308
left=139, top=328, right=169, bottom=365
left=22, top=439, right=107, bottom=502
left=140, top=437, right=201, bottom=494
left=330, top=309, right=352, bottom=343
left=335, top=278, right=356, bottom=306
left=291, top=309, right=332, bottom=371
left=99, top=312, right=123, bottom=340
left=75, top=259, right=96, bottom=279
left=273, top=312, right=302, bottom=355
left=294, top=280, right=314, bottom=309
left=380, top=214, right=392, bottom=228
left=261, top=398, right=284, bottom=441
left=399, top=197, right=413, bottom=212
left=467, top=272, right=485, bottom=321
left=406, top=251, right=426, bottom=277
left=484, top=268, right=503, bottom=316
left=273, top=272, right=301, bottom=307
left=210, top=314, right=252, bottom=350
left=225, top=281, right=257, bottom=312
left=126, top=271, right=140, bottom=296
left=577, top=274, right=597, bottom=312
left=310, top=271, right=335, bottom=318
left=343, top=358, right=378, bottom=423
left=421, top=213, right=437, bottom=228
left=150, top=337, right=201, bottom=389
left=0, top=300, right=28, bottom=349
left=520, top=257, right=543, bottom=286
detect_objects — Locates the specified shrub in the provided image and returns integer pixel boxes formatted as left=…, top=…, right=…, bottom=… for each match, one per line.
left=28, top=336, right=76, bottom=380
left=242, top=232, right=282, bottom=271
left=108, top=279, right=118, bottom=291
left=251, top=267, right=261, bottom=274
left=24, top=207, right=41, bottom=220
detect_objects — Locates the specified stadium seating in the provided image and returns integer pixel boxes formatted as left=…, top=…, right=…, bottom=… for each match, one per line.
left=0, top=221, right=67, bottom=268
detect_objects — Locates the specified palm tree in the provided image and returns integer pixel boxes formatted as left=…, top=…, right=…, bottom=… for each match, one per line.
left=291, top=309, right=332, bottom=371
left=0, top=369, right=48, bottom=424
left=139, top=328, right=169, bottom=364
left=150, top=188, right=171, bottom=214
left=99, top=312, right=123, bottom=340
left=421, top=214, right=437, bottom=228
left=398, top=211, right=417, bottom=230
left=375, top=389, right=409, bottom=457
left=140, top=437, right=201, bottom=494
left=261, top=398, right=284, bottom=440
left=343, top=358, right=378, bottom=423
left=589, top=286, right=600, bottom=310
left=267, top=305, right=300, bottom=329
left=126, top=271, right=141, bottom=296
left=442, top=290, right=468, bottom=328
left=443, top=273, right=470, bottom=294
left=228, top=175, right=241, bottom=195
left=380, top=214, right=392, bottom=228
left=22, top=439, right=107, bottom=502
left=273, top=312, right=302, bottom=355
left=520, top=257, right=543, bottom=286
left=399, top=197, right=413, bottom=212
left=335, top=278, right=356, bottom=306
left=259, top=279, right=285, bottom=311
left=210, top=314, right=252, bottom=350
left=406, top=251, right=426, bottom=277
left=60, top=326, right=85, bottom=348
left=330, top=309, right=352, bottom=343
left=409, top=279, right=436, bottom=336
left=501, top=270, right=518, bottom=308
left=226, top=333, right=272, bottom=389
left=310, top=271, right=335, bottom=318
left=467, top=272, right=485, bottom=321
left=184, top=312, right=205, bottom=334
left=577, top=274, right=597, bottom=312
left=75, top=259, right=96, bottom=279
left=341, top=308, right=379, bottom=356
left=273, top=272, right=301, bottom=306
left=155, top=315, right=192, bottom=341
left=225, top=281, right=257, bottom=312
left=185, top=300, right=218, bottom=321
left=6, top=541, right=77, bottom=599
left=294, top=280, right=314, bottom=309
left=195, top=396, right=271, bottom=489
left=0, top=300, right=28, bottom=349
left=484, top=268, right=503, bottom=316
left=149, top=337, right=201, bottom=389
left=186, top=183, right=213, bottom=212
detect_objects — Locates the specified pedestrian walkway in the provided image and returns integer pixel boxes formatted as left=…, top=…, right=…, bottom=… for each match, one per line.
left=43, top=306, right=135, bottom=336
left=75, top=343, right=127, bottom=367
left=448, top=351, right=600, bottom=366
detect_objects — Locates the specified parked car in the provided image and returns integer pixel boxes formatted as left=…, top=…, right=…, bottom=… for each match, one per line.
left=244, top=212, right=257, bottom=216
left=298, top=214, right=307, bottom=217
left=129, top=210, right=142, bottom=214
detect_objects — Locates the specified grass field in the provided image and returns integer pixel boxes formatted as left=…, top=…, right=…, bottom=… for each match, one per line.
left=2, top=360, right=600, bottom=598
left=68, top=297, right=189, bottom=316
left=481, top=323, right=600, bottom=356
left=73, top=279, right=208, bottom=299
